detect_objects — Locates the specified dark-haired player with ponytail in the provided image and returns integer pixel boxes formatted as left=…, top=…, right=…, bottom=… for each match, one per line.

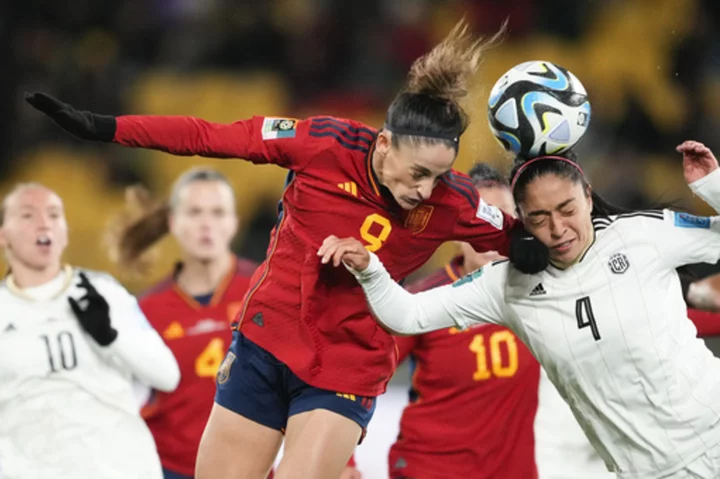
left=26, top=20, right=514, bottom=479
left=341, top=141, right=720, bottom=479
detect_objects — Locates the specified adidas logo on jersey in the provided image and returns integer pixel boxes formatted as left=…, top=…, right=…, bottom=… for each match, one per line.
left=337, top=181, right=358, bottom=196
left=3, top=323, right=16, bottom=333
left=530, top=283, right=546, bottom=296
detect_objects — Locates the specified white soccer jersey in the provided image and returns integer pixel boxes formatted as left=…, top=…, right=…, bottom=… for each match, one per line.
left=0, top=267, right=180, bottom=479
left=353, top=170, right=720, bottom=479
left=535, top=367, right=614, bottom=479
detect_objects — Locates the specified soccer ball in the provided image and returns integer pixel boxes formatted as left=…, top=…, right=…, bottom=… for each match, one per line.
left=487, top=61, right=591, bottom=157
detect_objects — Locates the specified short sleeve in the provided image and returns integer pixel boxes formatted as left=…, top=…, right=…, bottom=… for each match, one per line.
left=453, top=196, right=516, bottom=256
left=653, top=209, right=720, bottom=269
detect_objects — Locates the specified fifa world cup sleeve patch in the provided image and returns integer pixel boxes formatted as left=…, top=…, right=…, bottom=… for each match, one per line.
left=476, top=198, right=504, bottom=230
left=674, top=211, right=711, bottom=229
left=261, top=118, right=297, bottom=140
left=452, top=267, right=484, bottom=287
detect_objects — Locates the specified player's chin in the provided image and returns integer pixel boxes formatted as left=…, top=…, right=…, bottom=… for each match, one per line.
left=189, top=247, right=223, bottom=262
left=398, top=197, right=422, bottom=210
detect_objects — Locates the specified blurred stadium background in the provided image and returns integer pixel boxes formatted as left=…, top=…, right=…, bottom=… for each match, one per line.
left=5, top=0, right=720, bottom=290
left=5, top=0, right=720, bottom=475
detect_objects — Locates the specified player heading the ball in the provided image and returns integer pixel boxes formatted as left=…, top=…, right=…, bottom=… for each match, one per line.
left=25, top=19, right=532, bottom=479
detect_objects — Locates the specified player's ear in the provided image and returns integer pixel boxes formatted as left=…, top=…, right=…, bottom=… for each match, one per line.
left=167, top=210, right=177, bottom=236
left=376, top=130, right=392, bottom=155
left=0, top=227, right=7, bottom=249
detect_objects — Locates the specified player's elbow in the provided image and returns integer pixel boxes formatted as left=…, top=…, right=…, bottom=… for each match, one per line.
left=160, top=358, right=181, bottom=392
left=150, top=350, right=181, bottom=392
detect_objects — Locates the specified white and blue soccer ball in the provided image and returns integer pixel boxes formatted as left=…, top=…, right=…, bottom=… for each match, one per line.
left=487, top=61, right=591, bottom=157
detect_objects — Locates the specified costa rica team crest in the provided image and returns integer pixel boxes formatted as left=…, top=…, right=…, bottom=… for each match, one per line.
left=216, top=351, right=236, bottom=385
left=608, top=253, right=630, bottom=274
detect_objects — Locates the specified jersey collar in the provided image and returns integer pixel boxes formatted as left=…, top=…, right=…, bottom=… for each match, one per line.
left=365, top=140, right=381, bottom=197
left=5, top=265, right=74, bottom=301
left=364, top=139, right=404, bottom=216
left=172, top=256, right=238, bottom=310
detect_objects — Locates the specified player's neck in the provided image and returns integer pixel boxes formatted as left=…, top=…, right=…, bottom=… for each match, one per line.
left=8, top=263, right=64, bottom=289
left=176, top=252, right=234, bottom=297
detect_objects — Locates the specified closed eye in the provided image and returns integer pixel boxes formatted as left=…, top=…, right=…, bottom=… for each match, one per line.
left=527, top=216, right=548, bottom=227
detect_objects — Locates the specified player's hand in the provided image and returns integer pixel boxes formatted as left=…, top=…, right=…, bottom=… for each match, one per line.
left=317, top=235, right=370, bottom=270
left=25, top=92, right=117, bottom=142
left=338, top=466, right=362, bottom=479
left=68, top=273, right=119, bottom=346
left=677, top=140, right=719, bottom=184
left=687, top=273, right=720, bottom=312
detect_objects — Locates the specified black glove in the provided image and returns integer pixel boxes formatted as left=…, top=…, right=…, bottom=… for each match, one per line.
left=508, top=223, right=550, bottom=274
left=68, top=272, right=119, bottom=346
left=25, top=92, right=116, bottom=142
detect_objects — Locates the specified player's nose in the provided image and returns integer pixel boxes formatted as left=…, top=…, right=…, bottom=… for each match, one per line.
left=417, top=181, right=433, bottom=201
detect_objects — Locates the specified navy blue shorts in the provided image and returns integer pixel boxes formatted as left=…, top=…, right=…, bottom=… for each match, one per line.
left=215, top=331, right=376, bottom=440
left=162, top=468, right=192, bottom=479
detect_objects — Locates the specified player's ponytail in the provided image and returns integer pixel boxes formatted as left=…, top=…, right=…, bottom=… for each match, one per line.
left=106, top=167, right=234, bottom=276
left=384, top=19, right=505, bottom=151
left=105, top=185, right=170, bottom=276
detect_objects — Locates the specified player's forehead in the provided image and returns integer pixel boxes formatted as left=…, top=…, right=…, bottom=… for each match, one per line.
left=175, top=180, right=234, bottom=208
left=4, top=185, right=64, bottom=213
left=399, top=139, right=455, bottom=173
left=520, top=175, right=585, bottom=214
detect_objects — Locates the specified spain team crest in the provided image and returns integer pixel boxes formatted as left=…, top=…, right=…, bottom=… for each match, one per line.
left=216, top=351, right=236, bottom=385
left=405, top=205, right=434, bottom=234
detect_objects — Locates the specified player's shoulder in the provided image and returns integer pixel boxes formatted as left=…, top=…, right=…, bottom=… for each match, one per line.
left=0, top=276, right=14, bottom=302
left=304, top=115, right=378, bottom=154
left=75, top=267, right=127, bottom=293
left=73, top=268, right=138, bottom=304
left=592, top=209, right=679, bottom=236
left=436, top=169, right=480, bottom=211
left=452, top=258, right=511, bottom=290
left=137, top=275, right=175, bottom=304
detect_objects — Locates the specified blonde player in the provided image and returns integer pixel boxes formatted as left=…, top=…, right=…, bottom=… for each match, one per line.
left=0, top=183, right=180, bottom=478
left=326, top=141, right=720, bottom=479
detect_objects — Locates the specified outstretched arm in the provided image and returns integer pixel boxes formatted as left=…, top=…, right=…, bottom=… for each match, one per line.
left=317, top=236, right=506, bottom=335
left=652, top=142, right=720, bottom=269
left=25, top=92, right=313, bottom=170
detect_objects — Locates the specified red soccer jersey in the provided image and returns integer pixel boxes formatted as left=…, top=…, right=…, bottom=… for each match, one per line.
left=139, top=257, right=257, bottom=476
left=114, top=114, right=516, bottom=396
left=388, top=257, right=541, bottom=479
left=687, top=308, right=720, bottom=337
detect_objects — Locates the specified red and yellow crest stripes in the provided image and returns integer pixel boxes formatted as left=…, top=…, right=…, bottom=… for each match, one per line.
left=404, top=205, right=434, bottom=235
